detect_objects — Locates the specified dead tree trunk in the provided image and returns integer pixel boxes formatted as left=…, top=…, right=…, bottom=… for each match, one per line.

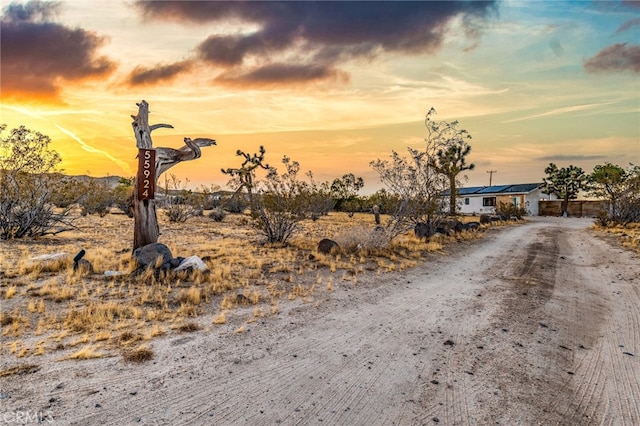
left=131, top=100, right=216, bottom=251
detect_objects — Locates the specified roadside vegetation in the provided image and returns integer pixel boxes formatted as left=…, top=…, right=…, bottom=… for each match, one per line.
left=0, top=209, right=492, bottom=367
left=1, top=110, right=638, bottom=372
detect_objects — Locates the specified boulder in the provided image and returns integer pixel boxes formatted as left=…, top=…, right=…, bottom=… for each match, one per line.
left=414, top=222, right=432, bottom=240
left=445, top=219, right=464, bottom=234
left=479, top=214, right=491, bottom=224
left=464, top=222, right=480, bottom=231
left=174, top=255, right=208, bottom=272
left=317, top=238, right=339, bottom=255
left=73, top=259, right=94, bottom=274
left=133, top=243, right=173, bottom=270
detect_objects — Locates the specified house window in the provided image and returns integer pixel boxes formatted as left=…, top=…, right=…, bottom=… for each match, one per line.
left=483, top=197, right=496, bottom=207
left=512, top=197, right=520, bottom=207
left=464, top=197, right=470, bottom=205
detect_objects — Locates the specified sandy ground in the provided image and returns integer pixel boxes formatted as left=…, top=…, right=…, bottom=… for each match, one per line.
left=1, top=216, right=639, bottom=425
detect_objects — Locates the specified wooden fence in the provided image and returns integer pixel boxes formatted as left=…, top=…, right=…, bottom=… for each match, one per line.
left=538, top=200, right=608, bottom=217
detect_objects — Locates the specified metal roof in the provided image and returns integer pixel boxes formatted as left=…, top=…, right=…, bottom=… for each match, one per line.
left=443, top=183, right=542, bottom=196
left=477, top=185, right=511, bottom=194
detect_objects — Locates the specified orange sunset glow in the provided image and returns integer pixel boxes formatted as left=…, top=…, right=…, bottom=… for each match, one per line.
left=1, top=1, right=639, bottom=193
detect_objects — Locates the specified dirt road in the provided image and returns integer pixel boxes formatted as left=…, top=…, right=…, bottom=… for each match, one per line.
left=3, top=217, right=639, bottom=425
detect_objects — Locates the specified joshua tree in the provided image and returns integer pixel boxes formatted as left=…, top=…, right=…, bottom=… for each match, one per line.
left=425, top=109, right=475, bottom=216
left=541, top=163, right=587, bottom=216
left=221, top=145, right=270, bottom=213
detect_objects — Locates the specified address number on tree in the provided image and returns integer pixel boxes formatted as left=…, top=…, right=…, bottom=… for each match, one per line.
left=137, top=149, right=156, bottom=200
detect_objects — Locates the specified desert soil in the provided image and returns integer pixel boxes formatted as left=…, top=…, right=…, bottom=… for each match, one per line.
left=1, top=216, right=639, bottom=425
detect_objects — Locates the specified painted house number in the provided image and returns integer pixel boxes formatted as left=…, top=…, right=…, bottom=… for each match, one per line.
left=137, top=148, right=156, bottom=200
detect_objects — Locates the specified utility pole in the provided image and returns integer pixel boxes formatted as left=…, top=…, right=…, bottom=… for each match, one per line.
left=487, top=170, right=497, bottom=186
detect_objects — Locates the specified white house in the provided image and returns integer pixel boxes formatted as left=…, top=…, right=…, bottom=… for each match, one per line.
left=447, top=183, right=556, bottom=216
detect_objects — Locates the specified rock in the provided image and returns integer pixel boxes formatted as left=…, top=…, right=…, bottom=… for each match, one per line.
left=28, top=252, right=68, bottom=265
left=445, top=219, right=464, bottom=234
left=73, top=259, right=94, bottom=274
left=170, top=257, right=186, bottom=269
left=317, top=238, right=339, bottom=254
left=414, top=222, right=432, bottom=239
left=464, top=222, right=480, bottom=231
left=174, top=256, right=208, bottom=272
left=133, top=243, right=173, bottom=270
left=479, top=214, right=491, bottom=224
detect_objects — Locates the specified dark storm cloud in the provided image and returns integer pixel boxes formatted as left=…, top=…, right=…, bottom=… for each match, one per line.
left=128, top=61, right=193, bottom=86
left=584, top=43, right=640, bottom=74
left=215, top=63, right=349, bottom=88
left=537, top=154, right=607, bottom=162
left=0, top=0, right=116, bottom=101
left=133, top=1, right=498, bottom=87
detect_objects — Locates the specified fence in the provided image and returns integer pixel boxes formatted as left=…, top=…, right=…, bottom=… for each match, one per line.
left=538, top=200, right=607, bottom=217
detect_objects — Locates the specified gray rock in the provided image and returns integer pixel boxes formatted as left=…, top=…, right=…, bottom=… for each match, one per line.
left=133, top=243, right=173, bottom=270
left=464, top=222, right=480, bottom=231
left=74, top=259, right=94, bottom=274
left=317, top=238, right=339, bottom=255
left=414, top=222, right=432, bottom=240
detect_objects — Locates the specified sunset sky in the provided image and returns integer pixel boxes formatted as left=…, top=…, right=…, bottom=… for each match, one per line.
left=1, top=0, right=639, bottom=193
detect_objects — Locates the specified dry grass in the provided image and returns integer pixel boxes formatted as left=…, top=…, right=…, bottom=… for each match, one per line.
left=176, top=322, right=201, bottom=333
left=61, top=345, right=104, bottom=360
left=122, top=345, right=154, bottom=363
left=0, top=210, right=498, bottom=362
left=594, top=222, right=640, bottom=254
left=0, top=363, right=41, bottom=377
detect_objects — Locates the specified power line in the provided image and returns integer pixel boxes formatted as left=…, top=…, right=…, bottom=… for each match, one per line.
left=486, top=170, right=497, bottom=186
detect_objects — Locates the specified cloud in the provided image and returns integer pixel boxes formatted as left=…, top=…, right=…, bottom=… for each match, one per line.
left=55, top=124, right=133, bottom=175
left=616, top=17, right=640, bottom=34
left=0, top=0, right=116, bottom=101
left=215, top=63, right=349, bottom=88
left=504, top=102, right=613, bottom=123
left=134, top=1, right=498, bottom=88
left=584, top=43, right=640, bottom=74
left=127, top=60, right=194, bottom=86
left=536, top=154, right=607, bottom=162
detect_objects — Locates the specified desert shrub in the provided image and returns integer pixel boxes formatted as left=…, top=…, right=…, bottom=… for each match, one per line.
left=495, top=202, right=527, bottom=219
left=330, top=173, right=364, bottom=213
left=305, top=171, right=334, bottom=220
left=370, top=141, right=449, bottom=242
left=614, top=165, right=640, bottom=224
left=193, top=184, right=222, bottom=210
left=208, top=207, right=227, bottom=222
left=596, top=211, right=610, bottom=227
left=0, top=125, right=78, bottom=239
left=252, top=156, right=310, bottom=244
left=164, top=203, right=197, bottom=223
left=334, top=225, right=389, bottom=251
left=49, top=174, right=84, bottom=208
left=78, top=179, right=113, bottom=217
left=161, top=174, right=198, bottom=223
left=223, top=195, right=248, bottom=213
left=616, top=194, right=640, bottom=224
left=111, top=177, right=134, bottom=217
